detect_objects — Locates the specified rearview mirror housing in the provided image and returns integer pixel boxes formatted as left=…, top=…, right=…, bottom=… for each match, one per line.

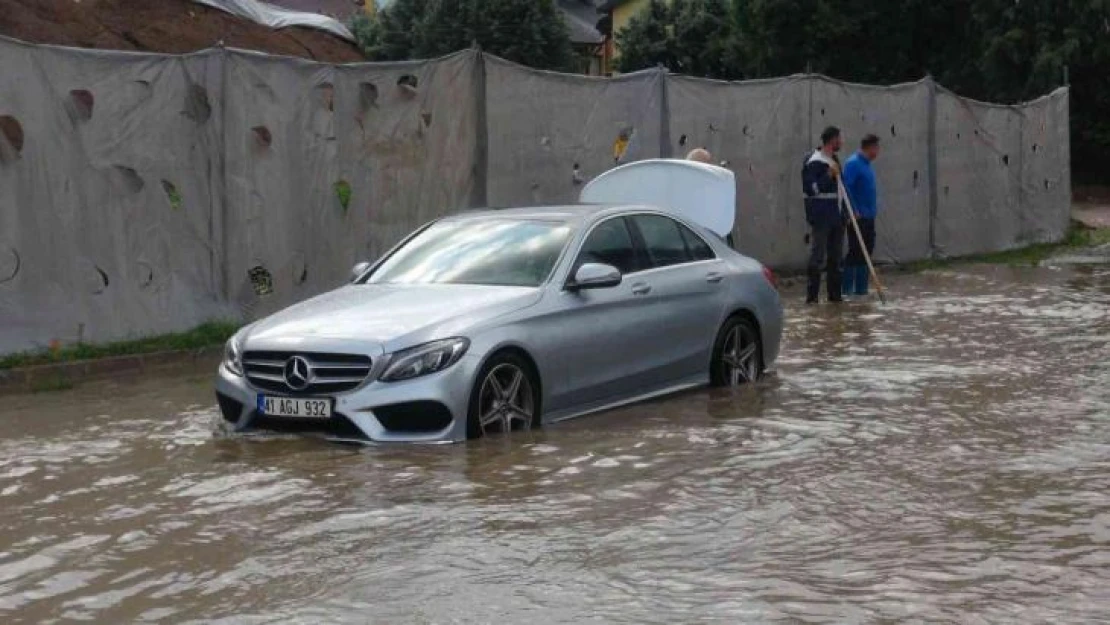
left=568, top=263, right=622, bottom=291
left=349, top=261, right=371, bottom=283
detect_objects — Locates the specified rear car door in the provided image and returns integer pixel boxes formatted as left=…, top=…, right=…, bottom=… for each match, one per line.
left=628, top=214, right=728, bottom=384
left=545, top=216, right=664, bottom=410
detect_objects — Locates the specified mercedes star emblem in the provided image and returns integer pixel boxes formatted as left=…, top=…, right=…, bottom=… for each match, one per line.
left=283, top=355, right=312, bottom=391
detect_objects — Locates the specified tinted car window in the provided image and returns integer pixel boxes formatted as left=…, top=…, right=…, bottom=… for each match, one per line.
left=678, top=223, right=716, bottom=261
left=633, top=215, right=692, bottom=268
left=576, top=218, right=640, bottom=274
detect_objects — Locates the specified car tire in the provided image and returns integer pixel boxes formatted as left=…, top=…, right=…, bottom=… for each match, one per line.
left=466, top=351, right=541, bottom=439
left=710, top=315, right=763, bottom=387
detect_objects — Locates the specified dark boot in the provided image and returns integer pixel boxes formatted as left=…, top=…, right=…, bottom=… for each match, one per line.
left=827, top=264, right=844, bottom=303
left=806, top=267, right=820, bottom=303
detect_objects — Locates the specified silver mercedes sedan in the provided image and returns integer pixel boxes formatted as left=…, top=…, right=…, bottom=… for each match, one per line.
left=215, top=205, right=783, bottom=443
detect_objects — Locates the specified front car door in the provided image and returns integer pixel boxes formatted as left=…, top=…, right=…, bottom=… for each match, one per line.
left=542, top=215, right=667, bottom=413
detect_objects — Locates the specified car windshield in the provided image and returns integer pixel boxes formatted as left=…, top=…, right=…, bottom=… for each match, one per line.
left=365, top=218, right=573, bottom=287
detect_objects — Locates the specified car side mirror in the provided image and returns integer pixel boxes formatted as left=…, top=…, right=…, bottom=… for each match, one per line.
left=568, top=263, right=622, bottom=291
left=349, top=261, right=371, bottom=283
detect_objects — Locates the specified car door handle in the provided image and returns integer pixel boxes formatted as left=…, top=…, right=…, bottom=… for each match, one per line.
left=706, top=272, right=724, bottom=283
left=631, top=282, right=652, bottom=295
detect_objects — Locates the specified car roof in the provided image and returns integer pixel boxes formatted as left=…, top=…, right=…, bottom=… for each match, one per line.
left=443, top=204, right=663, bottom=225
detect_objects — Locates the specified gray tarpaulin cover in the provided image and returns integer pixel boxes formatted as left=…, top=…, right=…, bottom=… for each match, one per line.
left=0, top=36, right=1070, bottom=354
left=191, top=0, right=355, bottom=41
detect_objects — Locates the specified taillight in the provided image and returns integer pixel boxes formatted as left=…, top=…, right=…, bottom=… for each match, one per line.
left=761, top=265, right=778, bottom=290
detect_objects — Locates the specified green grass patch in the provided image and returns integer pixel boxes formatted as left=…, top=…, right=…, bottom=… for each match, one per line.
left=906, top=222, right=1110, bottom=271
left=0, top=321, right=238, bottom=370
left=30, top=376, right=74, bottom=393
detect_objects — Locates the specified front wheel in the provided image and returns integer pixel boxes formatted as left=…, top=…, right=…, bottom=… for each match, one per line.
left=466, top=352, right=539, bottom=439
left=710, top=316, right=763, bottom=387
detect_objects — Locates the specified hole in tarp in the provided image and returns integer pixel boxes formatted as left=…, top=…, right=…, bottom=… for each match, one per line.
left=708, top=123, right=719, bottom=133
left=890, top=125, right=897, bottom=137
left=421, top=112, right=432, bottom=127
left=944, top=185, right=950, bottom=196
left=316, top=83, right=335, bottom=112
left=397, top=74, right=418, bottom=93
left=820, top=107, right=825, bottom=116
left=540, top=136, right=551, bottom=149
left=956, top=132, right=961, bottom=140
left=184, top=85, right=211, bottom=123
left=132, top=80, right=153, bottom=100
left=292, top=253, right=308, bottom=285
left=92, top=264, right=110, bottom=294
left=334, top=179, right=352, bottom=212
left=742, top=124, right=751, bottom=137
left=974, top=129, right=980, bottom=137
left=249, top=266, right=273, bottom=296
left=913, top=170, right=919, bottom=188
left=1044, top=179, right=1050, bottom=190
left=252, top=126, right=272, bottom=148
left=678, top=134, right=687, bottom=147
left=0, top=246, right=19, bottom=284
left=68, top=89, right=94, bottom=121
left=111, top=166, right=145, bottom=194
left=161, top=180, right=182, bottom=210
left=137, top=261, right=155, bottom=289
left=1002, top=154, right=1009, bottom=166
left=359, top=82, right=378, bottom=109
left=1032, top=143, right=1039, bottom=153
left=0, top=115, right=25, bottom=158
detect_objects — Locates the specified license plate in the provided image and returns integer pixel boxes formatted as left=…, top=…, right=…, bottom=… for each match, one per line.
left=257, top=395, right=332, bottom=419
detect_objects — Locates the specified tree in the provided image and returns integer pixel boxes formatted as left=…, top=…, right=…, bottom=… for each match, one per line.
left=351, top=0, right=574, bottom=72
left=615, top=0, right=674, bottom=74
left=671, top=0, right=736, bottom=79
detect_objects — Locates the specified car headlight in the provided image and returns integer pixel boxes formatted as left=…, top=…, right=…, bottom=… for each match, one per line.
left=223, top=336, right=244, bottom=376
left=380, top=338, right=469, bottom=382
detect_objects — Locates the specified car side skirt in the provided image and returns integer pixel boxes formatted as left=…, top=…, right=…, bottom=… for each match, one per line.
left=544, top=375, right=707, bottom=424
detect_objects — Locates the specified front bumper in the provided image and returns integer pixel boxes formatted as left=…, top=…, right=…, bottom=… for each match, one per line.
left=214, top=355, right=479, bottom=443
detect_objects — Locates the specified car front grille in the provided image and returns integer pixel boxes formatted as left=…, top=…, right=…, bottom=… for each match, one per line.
left=242, top=351, right=372, bottom=395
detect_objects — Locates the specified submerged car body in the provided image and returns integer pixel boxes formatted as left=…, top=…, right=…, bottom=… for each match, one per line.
left=215, top=204, right=783, bottom=443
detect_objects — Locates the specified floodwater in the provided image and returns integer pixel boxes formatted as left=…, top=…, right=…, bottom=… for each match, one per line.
left=2, top=260, right=1109, bottom=624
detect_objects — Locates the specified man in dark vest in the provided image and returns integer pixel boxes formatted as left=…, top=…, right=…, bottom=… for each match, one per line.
left=801, top=126, right=845, bottom=303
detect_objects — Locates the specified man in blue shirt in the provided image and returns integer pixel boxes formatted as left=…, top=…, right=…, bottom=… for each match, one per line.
left=841, top=134, right=881, bottom=297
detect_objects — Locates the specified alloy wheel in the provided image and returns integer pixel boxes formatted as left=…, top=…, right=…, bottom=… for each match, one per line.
left=720, top=324, right=759, bottom=385
left=477, top=363, right=535, bottom=435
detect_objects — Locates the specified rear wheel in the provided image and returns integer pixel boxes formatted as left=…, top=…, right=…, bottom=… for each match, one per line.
left=710, top=316, right=762, bottom=386
left=467, top=352, right=539, bottom=439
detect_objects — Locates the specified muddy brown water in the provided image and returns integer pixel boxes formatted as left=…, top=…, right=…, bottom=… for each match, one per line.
left=2, top=261, right=1109, bottom=624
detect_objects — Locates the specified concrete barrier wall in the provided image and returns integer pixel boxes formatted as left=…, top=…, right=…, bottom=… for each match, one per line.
left=0, top=37, right=1071, bottom=353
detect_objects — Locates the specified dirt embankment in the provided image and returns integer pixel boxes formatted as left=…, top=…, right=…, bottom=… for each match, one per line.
left=0, top=0, right=365, bottom=62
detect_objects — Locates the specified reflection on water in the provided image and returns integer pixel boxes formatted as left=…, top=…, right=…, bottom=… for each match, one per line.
left=1, top=262, right=1109, bottom=623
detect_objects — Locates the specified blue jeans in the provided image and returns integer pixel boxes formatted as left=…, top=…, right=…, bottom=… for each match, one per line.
left=843, top=217, right=875, bottom=296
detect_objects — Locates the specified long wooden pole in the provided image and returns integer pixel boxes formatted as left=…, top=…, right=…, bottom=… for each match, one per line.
left=836, top=177, right=887, bottom=304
